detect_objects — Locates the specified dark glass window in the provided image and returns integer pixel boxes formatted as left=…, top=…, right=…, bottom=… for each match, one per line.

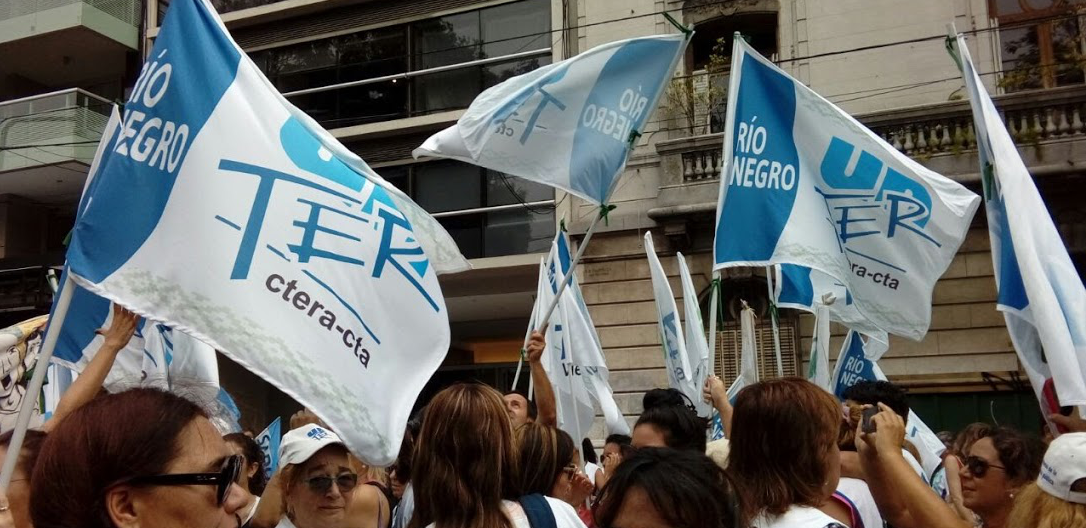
left=248, top=0, right=550, bottom=127
left=991, top=0, right=1086, bottom=92
left=368, top=161, right=555, bottom=260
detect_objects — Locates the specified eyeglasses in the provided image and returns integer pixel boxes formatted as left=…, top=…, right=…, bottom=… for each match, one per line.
left=306, top=473, right=359, bottom=494
left=123, top=454, right=242, bottom=506
left=965, top=456, right=1006, bottom=478
left=561, top=463, right=579, bottom=475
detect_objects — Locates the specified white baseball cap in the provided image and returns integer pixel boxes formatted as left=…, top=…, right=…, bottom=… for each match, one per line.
left=1037, top=432, right=1086, bottom=505
left=278, top=424, right=346, bottom=467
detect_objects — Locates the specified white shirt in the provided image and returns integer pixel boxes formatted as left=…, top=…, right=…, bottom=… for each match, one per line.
left=424, top=498, right=586, bottom=528
left=903, top=449, right=927, bottom=482
left=242, top=496, right=261, bottom=526
left=584, top=462, right=601, bottom=486
left=274, top=516, right=297, bottom=528
left=836, top=477, right=883, bottom=528
left=752, top=505, right=845, bottom=528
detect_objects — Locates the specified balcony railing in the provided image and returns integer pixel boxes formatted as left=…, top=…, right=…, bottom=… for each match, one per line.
left=0, top=88, right=112, bottom=171
left=664, top=84, right=1086, bottom=184
left=0, top=0, right=140, bottom=25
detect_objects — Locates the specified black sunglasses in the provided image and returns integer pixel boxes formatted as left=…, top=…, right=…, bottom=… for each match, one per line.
left=306, top=473, right=359, bottom=494
left=965, top=455, right=1006, bottom=478
left=123, top=454, right=242, bottom=506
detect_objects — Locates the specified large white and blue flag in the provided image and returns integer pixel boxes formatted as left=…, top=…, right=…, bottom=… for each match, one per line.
left=645, top=232, right=711, bottom=416
left=714, top=37, right=980, bottom=341
left=951, top=33, right=1086, bottom=407
left=62, top=0, right=463, bottom=464
left=831, top=330, right=946, bottom=478
left=532, top=231, right=629, bottom=438
left=414, top=34, right=689, bottom=205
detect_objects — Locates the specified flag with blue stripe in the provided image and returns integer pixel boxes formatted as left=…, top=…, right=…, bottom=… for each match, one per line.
left=61, top=0, right=463, bottom=464
left=713, top=37, right=980, bottom=341
left=952, top=33, right=1086, bottom=407
left=414, top=34, right=689, bottom=205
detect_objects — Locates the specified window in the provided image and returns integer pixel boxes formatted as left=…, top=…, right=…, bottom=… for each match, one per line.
left=991, top=0, right=1086, bottom=92
left=248, top=0, right=550, bottom=128
left=708, top=277, right=799, bottom=383
left=687, top=14, right=779, bottom=133
left=374, top=160, right=555, bottom=260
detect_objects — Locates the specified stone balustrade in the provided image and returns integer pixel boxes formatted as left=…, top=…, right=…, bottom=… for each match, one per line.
left=664, top=84, right=1086, bottom=183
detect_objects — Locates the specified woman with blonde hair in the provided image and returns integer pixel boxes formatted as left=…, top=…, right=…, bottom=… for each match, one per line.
left=1007, top=432, right=1086, bottom=528
left=408, top=383, right=585, bottom=528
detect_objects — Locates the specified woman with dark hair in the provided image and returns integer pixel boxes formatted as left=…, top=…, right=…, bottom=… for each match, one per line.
left=0, top=304, right=140, bottom=528
left=408, top=383, right=585, bottom=528
left=960, top=427, right=1046, bottom=528
left=224, top=432, right=268, bottom=526
left=592, top=447, right=738, bottom=528
left=514, top=424, right=593, bottom=507
left=630, top=388, right=706, bottom=452
left=29, top=387, right=248, bottom=528
left=726, top=378, right=844, bottom=528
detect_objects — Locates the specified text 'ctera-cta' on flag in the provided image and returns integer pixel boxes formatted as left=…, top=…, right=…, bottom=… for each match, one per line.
left=62, top=0, right=467, bottom=465
left=713, top=34, right=980, bottom=341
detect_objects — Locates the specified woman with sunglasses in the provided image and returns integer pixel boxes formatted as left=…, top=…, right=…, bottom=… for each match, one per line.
left=269, top=424, right=390, bottom=528
left=513, top=423, right=593, bottom=508
left=29, top=387, right=249, bottom=528
left=959, top=427, right=1045, bottom=528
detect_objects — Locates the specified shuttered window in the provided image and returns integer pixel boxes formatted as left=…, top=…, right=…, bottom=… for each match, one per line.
left=712, top=319, right=800, bottom=385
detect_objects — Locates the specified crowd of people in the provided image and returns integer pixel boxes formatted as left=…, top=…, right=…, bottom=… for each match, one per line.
left=1, top=306, right=1084, bottom=528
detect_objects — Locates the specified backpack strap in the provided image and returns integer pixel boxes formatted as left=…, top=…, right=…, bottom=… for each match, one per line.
left=518, top=494, right=558, bottom=528
left=830, top=491, right=864, bottom=528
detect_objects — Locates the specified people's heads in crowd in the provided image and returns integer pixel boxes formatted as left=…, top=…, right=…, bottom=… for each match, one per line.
left=938, top=430, right=956, bottom=450
left=582, top=437, right=598, bottom=465
left=277, top=424, right=357, bottom=528
left=953, top=422, right=994, bottom=457
left=961, top=426, right=1045, bottom=522
left=503, top=390, right=537, bottom=428
left=632, top=388, right=707, bottom=452
left=593, top=447, right=738, bottom=528
left=514, top=423, right=578, bottom=500
left=603, top=434, right=632, bottom=460
left=842, top=380, right=910, bottom=420
left=410, top=383, right=519, bottom=528
left=30, top=388, right=247, bottom=528
left=390, top=417, right=421, bottom=499
left=223, top=432, right=267, bottom=496
left=1007, top=432, right=1086, bottom=528
left=727, top=378, right=842, bottom=526
left=0, top=429, right=47, bottom=528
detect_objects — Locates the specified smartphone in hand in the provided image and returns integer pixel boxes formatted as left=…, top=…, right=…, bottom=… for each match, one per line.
left=861, top=406, right=879, bottom=434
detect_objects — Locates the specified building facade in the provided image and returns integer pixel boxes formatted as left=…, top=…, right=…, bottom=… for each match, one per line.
left=2, top=0, right=1084, bottom=435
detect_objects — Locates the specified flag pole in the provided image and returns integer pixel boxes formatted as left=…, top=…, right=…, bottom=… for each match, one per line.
left=707, top=271, right=720, bottom=376
left=513, top=205, right=607, bottom=392
left=765, top=266, right=784, bottom=377
left=0, top=272, right=75, bottom=488
left=533, top=205, right=608, bottom=335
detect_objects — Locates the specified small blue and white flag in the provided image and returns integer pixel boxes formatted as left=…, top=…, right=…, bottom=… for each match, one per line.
left=645, top=232, right=710, bottom=417
left=951, top=33, right=1086, bottom=407
left=831, top=330, right=946, bottom=479
left=532, top=230, right=629, bottom=438
left=61, top=0, right=463, bottom=464
left=414, top=34, right=689, bottom=205
left=255, top=417, right=282, bottom=482
left=714, top=36, right=980, bottom=341
left=807, top=299, right=832, bottom=392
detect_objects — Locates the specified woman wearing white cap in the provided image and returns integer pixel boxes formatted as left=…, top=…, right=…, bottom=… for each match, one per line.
left=1006, top=432, right=1086, bottom=528
left=267, top=423, right=388, bottom=528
